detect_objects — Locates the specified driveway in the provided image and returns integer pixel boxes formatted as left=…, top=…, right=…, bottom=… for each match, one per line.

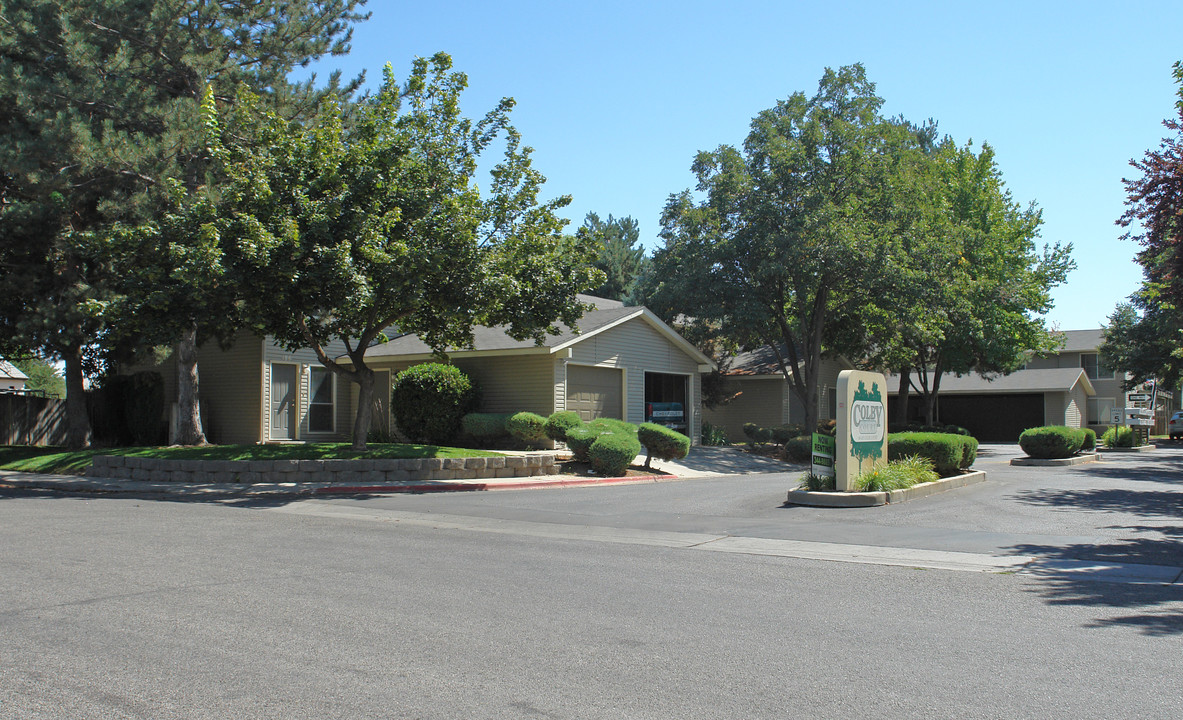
left=317, top=442, right=1183, bottom=571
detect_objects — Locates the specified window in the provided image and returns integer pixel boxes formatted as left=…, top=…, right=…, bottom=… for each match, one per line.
left=308, top=367, right=334, bottom=432
left=1080, top=353, right=1110, bottom=380
left=1087, top=397, right=1115, bottom=425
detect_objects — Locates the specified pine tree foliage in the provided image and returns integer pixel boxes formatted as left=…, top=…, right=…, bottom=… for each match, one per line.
left=0, top=0, right=369, bottom=447
left=578, top=212, right=647, bottom=302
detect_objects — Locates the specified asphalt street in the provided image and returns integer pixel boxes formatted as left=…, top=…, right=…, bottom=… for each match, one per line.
left=2, top=444, right=1181, bottom=718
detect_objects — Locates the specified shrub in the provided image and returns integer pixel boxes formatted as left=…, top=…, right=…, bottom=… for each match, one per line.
left=856, top=456, right=938, bottom=492
left=743, top=422, right=773, bottom=445
left=565, top=418, right=634, bottom=461
left=544, top=411, right=583, bottom=442
left=1080, top=427, right=1096, bottom=452
left=506, top=411, right=548, bottom=445
left=391, top=363, right=479, bottom=445
left=815, top=419, right=837, bottom=437
left=637, top=423, right=691, bottom=468
left=888, top=432, right=974, bottom=476
left=771, top=424, right=805, bottom=445
left=588, top=432, right=642, bottom=477
left=701, top=421, right=728, bottom=446
left=784, top=435, right=813, bottom=463
left=798, top=472, right=836, bottom=491
left=461, top=413, right=512, bottom=441
left=1101, top=426, right=1136, bottom=448
left=1018, top=426, right=1084, bottom=459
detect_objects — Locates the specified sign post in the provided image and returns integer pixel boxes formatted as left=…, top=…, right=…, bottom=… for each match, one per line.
left=835, top=370, right=888, bottom=492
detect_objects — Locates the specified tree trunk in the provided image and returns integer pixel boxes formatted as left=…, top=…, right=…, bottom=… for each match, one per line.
left=172, top=323, right=207, bottom=445
left=63, top=344, right=92, bottom=449
left=896, top=365, right=911, bottom=427
left=351, top=364, right=375, bottom=451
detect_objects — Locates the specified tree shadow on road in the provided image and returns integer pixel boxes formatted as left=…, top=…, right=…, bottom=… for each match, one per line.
left=1007, top=525, right=1183, bottom=636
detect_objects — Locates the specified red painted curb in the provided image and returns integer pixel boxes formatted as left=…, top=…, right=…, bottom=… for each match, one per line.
left=313, top=474, right=671, bottom=495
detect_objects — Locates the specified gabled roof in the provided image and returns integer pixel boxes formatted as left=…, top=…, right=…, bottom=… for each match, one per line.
left=887, top=367, right=1095, bottom=396
left=358, top=295, right=713, bottom=366
left=722, top=344, right=855, bottom=377
left=0, top=359, right=28, bottom=381
left=1054, top=329, right=1105, bottom=353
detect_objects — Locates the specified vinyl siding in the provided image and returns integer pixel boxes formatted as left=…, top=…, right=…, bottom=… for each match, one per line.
left=119, top=332, right=265, bottom=445
left=262, top=339, right=352, bottom=443
left=454, top=355, right=555, bottom=416
left=1044, top=392, right=1067, bottom=426
left=703, top=377, right=786, bottom=442
left=567, top=317, right=703, bottom=443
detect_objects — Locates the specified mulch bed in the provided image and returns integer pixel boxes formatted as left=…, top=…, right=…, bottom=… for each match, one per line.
left=556, top=459, right=673, bottom=478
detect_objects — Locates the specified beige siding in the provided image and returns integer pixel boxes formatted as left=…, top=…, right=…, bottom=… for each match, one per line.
left=120, top=332, right=265, bottom=445
left=454, top=355, right=555, bottom=416
left=1044, top=392, right=1067, bottom=426
left=703, top=377, right=786, bottom=442
left=1066, top=384, right=1086, bottom=428
left=568, top=317, right=703, bottom=443
left=262, top=339, right=352, bottom=443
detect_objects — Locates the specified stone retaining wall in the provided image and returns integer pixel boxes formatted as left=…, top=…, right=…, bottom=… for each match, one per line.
left=87, top=454, right=558, bottom=484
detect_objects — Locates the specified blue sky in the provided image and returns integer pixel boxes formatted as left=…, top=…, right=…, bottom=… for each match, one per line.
left=301, top=0, right=1183, bottom=330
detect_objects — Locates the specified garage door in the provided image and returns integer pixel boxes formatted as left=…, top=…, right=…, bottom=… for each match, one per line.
left=566, top=365, right=623, bottom=422
left=936, top=394, right=1045, bottom=442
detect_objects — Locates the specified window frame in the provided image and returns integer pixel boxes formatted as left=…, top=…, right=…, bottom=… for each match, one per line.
left=307, top=366, right=336, bottom=434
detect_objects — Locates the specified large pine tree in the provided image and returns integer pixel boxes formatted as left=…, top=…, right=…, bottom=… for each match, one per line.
left=0, top=1, right=368, bottom=447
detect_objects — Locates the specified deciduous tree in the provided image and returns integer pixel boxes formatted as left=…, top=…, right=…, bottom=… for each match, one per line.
left=210, top=54, right=600, bottom=449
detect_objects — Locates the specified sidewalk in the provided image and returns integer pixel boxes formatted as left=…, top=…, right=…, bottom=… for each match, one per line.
left=0, top=446, right=799, bottom=499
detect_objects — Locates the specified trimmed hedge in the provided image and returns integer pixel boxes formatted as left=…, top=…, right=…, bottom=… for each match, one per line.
left=1101, top=426, right=1136, bottom=448
left=544, top=411, right=583, bottom=442
left=391, top=363, right=479, bottom=445
left=565, top=418, right=633, bottom=462
left=1081, top=427, right=1097, bottom=452
left=1018, top=426, right=1084, bottom=459
left=637, top=423, right=690, bottom=468
left=461, top=413, right=512, bottom=440
left=888, top=432, right=976, bottom=477
left=506, top=411, right=548, bottom=445
left=588, top=432, right=642, bottom=477
left=743, top=422, right=773, bottom=445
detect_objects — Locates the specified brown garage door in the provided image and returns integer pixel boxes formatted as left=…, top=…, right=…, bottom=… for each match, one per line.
left=567, top=365, right=623, bottom=421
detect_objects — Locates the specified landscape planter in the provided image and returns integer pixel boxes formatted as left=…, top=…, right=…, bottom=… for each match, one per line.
left=786, top=470, right=987, bottom=507
left=1010, top=453, right=1101, bottom=466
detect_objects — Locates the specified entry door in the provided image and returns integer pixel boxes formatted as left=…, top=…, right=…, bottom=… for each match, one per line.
left=270, top=364, right=297, bottom=440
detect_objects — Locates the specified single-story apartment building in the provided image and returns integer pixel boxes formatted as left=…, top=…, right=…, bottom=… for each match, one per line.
left=0, top=359, right=28, bottom=393
left=702, top=344, right=854, bottom=442
left=137, top=295, right=713, bottom=445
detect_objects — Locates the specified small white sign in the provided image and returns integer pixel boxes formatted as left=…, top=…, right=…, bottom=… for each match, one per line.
left=850, top=400, right=885, bottom=443
left=1110, top=409, right=1123, bottom=425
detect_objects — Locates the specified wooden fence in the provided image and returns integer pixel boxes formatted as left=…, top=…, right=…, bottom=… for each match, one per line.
left=1, top=393, right=69, bottom=446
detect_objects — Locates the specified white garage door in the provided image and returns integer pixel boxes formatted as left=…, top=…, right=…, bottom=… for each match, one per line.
left=566, top=365, right=623, bottom=421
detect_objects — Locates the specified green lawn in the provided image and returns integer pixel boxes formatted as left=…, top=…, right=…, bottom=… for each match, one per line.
left=0, top=443, right=501, bottom=476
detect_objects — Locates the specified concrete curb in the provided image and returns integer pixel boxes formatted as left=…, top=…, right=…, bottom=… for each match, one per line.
left=786, top=470, right=987, bottom=508
left=1097, top=445, right=1156, bottom=453
left=0, top=470, right=676, bottom=499
left=1010, top=453, right=1101, bottom=467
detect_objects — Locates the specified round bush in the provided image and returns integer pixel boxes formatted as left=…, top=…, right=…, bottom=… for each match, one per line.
left=637, top=423, right=690, bottom=467
left=1080, top=427, right=1097, bottom=452
left=784, top=435, right=812, bottom=463
left=391, top=363, right=479, bottom=445
left=564, top=423, right=598, bottom=461
left=743, top=423, right=774, bottom=445
left=506, top=411, right=548, bottom=445
left=544, top=411, right=583, bottom=441
left=1018, top=426, right=1084, bottom=459
left=1101, top=426, right=1136, bottom=448
left=461, top=413, right=512, bottom=441
left=588, top=432, right=642, bottom=477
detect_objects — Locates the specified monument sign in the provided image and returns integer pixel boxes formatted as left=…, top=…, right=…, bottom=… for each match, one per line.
left=835, top=369, right=888, bottom=492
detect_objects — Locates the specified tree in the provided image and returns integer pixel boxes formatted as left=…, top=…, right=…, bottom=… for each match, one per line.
left=1104, top=61, right=1183, bottom=390
left=648, top=65, right=907, bottom=432
left=578, top=213, right=647, bottom=302
left=12, top=357, right=66, bottom=398
left=0, top=0, right=369, bottom=447
left=210, top=53, right=601, bottom=450
left=863, top=139, right=1073, bottom=426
